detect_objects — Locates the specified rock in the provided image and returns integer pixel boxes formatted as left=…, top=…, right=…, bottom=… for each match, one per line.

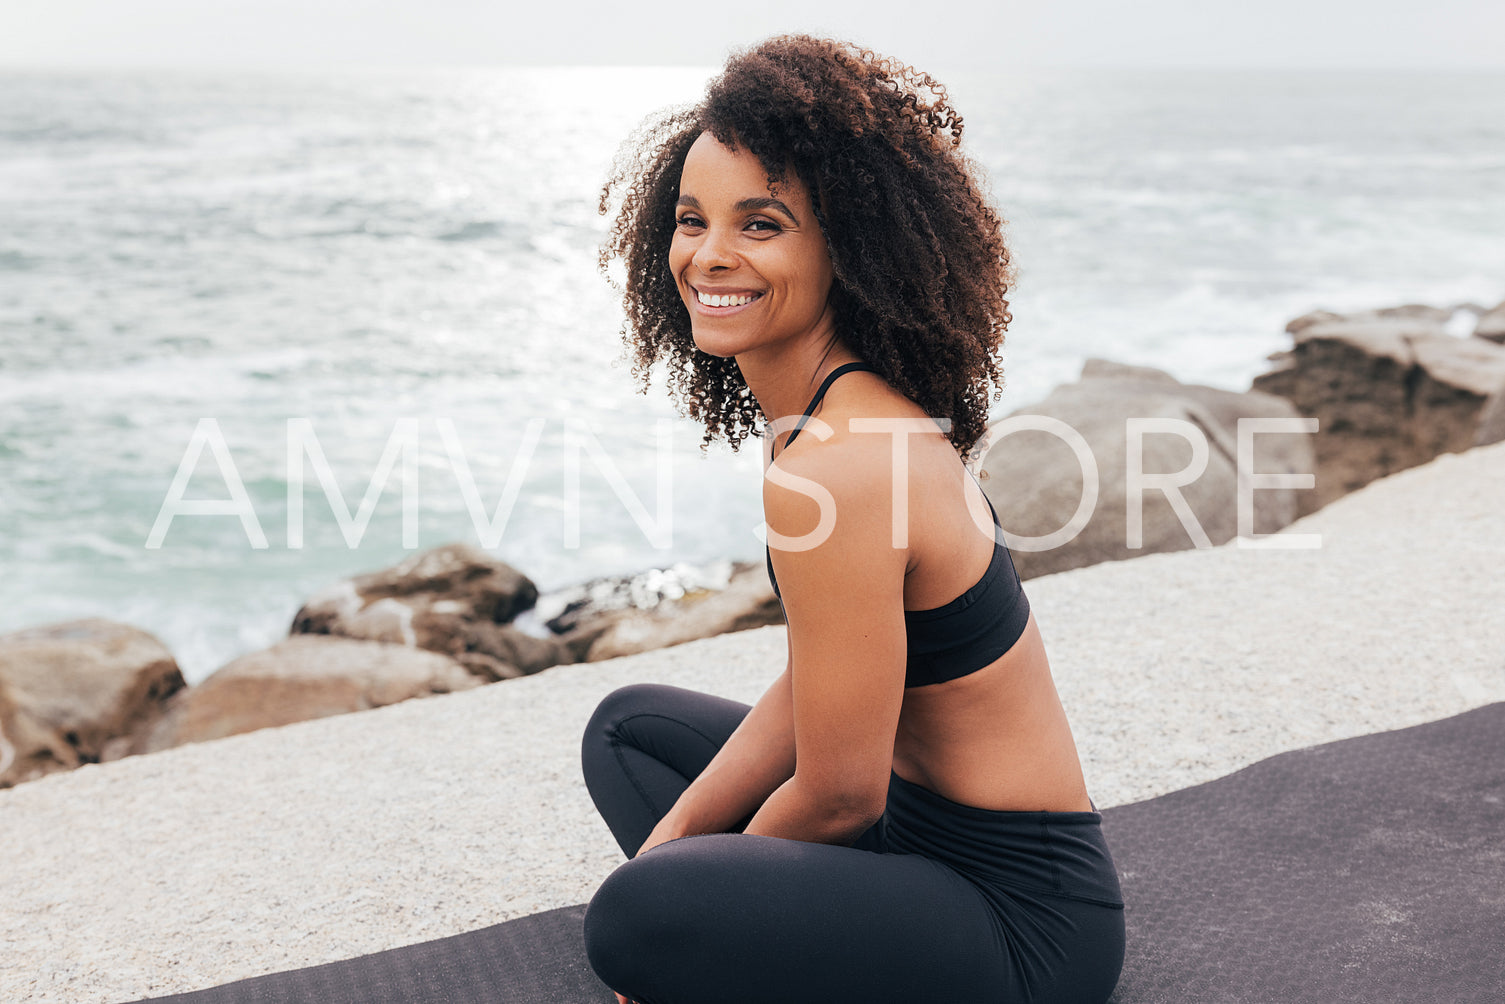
left=538, top=560, right=785, bottom=662
left=539, top=563, right=727, bottom=635
left=1476, top=387, right=1505, bottom=448
left=451, top=622, right=571, bottom=682
left=1285, top=310, right=1346, bottom=336
left=1475, top=298, right=1505, bottom=344
left=138, top=636, right=480, bottom=752
left=0, top=619, right=184, bottom=788
left=1078, top=358, right=1181, bottom=384
left=290, top=542, right=570, bottom=678
left=1252, top=309, right=1505, bottom=507
left=0, top=676, right=72, bottom=787
left=980, top=358, right=1315, bottom=578
left=1285, top=304, right=1454, bottom=335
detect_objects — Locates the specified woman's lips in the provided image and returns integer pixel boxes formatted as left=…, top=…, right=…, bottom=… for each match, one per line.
left=690, top=286, right=764, bottom=316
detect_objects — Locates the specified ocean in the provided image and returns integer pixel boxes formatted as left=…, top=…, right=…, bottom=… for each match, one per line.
left=2, top=66, right=1502, bottom=682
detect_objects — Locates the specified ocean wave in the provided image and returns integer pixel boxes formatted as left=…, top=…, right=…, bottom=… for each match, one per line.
left=1, top=66, right=1503, bottom=662
left=434, top=219, right=524, bottom=243
left=0, top=250, right=38, bottom=271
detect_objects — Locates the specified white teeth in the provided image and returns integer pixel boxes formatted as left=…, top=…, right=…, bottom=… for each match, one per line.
left=697, top=290, right=757, bottom=307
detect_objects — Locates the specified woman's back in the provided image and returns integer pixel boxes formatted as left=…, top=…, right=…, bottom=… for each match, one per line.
left=769, top=365, right=1093, bottom=814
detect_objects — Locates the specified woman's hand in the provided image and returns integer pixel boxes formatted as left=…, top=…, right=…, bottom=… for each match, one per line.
left=614, top=993, right=641, bottom=1004
left=634, top=814, right=690, bottom=857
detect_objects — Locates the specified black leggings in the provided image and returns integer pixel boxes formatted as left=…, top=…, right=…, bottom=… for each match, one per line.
left=580, top=683, right=1126, bottom=1004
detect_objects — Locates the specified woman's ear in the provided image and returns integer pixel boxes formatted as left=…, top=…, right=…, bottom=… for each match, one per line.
left=825, top=280, right=851, bottom=315
left=814, top=170, right=833, bottom=228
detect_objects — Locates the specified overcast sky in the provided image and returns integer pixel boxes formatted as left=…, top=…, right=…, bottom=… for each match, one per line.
left=2, top=0, right=1501, bottom=71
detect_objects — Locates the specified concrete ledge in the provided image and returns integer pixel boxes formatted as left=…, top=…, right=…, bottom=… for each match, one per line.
left=4, top=442, right=1503, bottom=1003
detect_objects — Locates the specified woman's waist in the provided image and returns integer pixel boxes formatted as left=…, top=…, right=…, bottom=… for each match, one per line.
left=880, top=770, right=1124, bottom=907
left=890, top=736, right=1094, bottom=814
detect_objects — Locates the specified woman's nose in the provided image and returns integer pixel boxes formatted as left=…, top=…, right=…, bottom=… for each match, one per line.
left=692, top=227, right=737, bottom=272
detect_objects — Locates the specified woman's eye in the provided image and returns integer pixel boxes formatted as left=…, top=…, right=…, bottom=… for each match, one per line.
left=673, top=215, right=779, bottom=234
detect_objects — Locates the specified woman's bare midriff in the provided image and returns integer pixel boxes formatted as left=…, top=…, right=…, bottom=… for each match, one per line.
left=891, top=611, right=1095, bottom=814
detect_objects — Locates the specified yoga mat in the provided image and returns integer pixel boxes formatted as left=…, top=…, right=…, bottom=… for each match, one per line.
left=1105, top=700, right=1505, bottom=1004
left=124, top=903, right=613, bottom=1004
left=124, top=702, right=1505, bottom=1004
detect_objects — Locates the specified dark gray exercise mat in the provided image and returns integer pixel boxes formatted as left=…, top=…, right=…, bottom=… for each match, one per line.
left=1105, top=700, right=1505, bottom=1004
left=123, top=702, right=1505, bottom=1004
left=122, top=903, right=615, bottom=1004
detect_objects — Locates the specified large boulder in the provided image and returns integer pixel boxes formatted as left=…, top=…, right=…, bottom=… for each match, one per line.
left=290, top=542, right=571, bottom=681
left=137, top=635, right=480, bottom=752
left=1253, top=307, right=1505, bottom=508
left=539, top=560, right=785, bottom=662
left=1474, top=298, right=1505, bottom=344
left=980, top=359, right=1315, bottom=578
left=0, top=619, right=184, bottom=788
left=1475, top=387, right=1505, bottom=448
left=0, top=676, right=71, bottom=787
left=584, top=565, right=783, bottom=662
left=1284, top=303, right=1456, bottom=335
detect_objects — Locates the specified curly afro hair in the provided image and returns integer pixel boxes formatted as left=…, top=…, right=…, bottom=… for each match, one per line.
left=599, top=34, right=1014, bottom=459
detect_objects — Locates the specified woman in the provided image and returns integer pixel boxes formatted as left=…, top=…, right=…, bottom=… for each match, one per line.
left=580, top=35, right=1124, bottom=1004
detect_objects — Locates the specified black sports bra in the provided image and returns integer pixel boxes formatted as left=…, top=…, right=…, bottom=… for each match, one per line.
left=763, top=362, right=1032, bottom=688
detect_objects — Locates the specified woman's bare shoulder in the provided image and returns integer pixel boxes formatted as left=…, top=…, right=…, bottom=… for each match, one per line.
left=763, top=430, right=894, bottom=535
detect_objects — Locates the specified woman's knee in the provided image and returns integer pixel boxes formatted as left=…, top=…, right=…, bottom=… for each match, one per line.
left=582, top=846, right=698, bottom=993
left=585, top=682, right=672, bottom=737
left=581, top=683, right=669, bottom=778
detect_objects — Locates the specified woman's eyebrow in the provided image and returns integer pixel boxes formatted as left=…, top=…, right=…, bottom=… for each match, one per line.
left=735, top=196, right=799, bottom=223
left=674, top=194, right=800, bottom=224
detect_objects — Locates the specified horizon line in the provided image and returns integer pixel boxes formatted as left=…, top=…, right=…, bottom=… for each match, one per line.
left=4, top=59, right=1505, bottom=75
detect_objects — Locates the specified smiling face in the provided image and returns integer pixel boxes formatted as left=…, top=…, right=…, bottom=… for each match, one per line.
left=669, top=132, right=837, bottom=360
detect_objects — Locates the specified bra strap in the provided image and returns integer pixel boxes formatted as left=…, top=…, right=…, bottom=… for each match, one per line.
left=778, top=361, right=877, bottom=458
left=964, top=466, right=1005, bottom=537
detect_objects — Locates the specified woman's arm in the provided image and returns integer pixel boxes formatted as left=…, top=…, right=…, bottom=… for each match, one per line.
left=742, top=441, right=909, bottom=846
left=636, top=655, right=798, bottom=854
